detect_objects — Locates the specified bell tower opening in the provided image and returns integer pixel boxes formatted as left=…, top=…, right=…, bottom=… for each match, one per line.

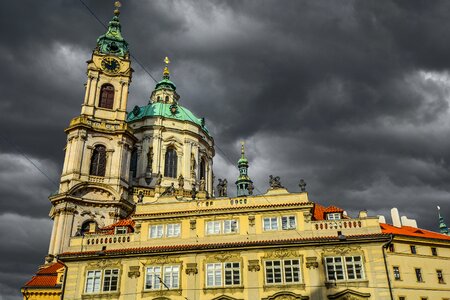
left=99, top=84, right=115, bottom=109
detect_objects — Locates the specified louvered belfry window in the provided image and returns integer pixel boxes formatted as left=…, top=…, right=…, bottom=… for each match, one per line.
left=99, top=84, right=114, bottom=109
left=90, top=145, right=107, bottom=176
left=164, top=148, right=177, bottom=178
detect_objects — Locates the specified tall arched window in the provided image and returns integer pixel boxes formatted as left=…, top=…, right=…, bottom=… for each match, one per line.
left=90, top=145, right=107, bottom=176
left=130, top=148, right=138, bottom=179
left=200, top=157, right=206, bottom=180
left=99, top=84, right=114, bottom=109
left=164, top=148, right=177, bottom=178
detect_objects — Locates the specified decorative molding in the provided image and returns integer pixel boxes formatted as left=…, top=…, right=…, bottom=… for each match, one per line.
left=263, top=248, right=300, bottom=259
left=323, top=245, right=361, bottom=256
left=262, top=291, right=309, bottom=300
left=190, top=219, right=196, bottom=230
left=248, top=260, right=260, bottom=272
left=185, top=263, right=198, bottom=275
left=327, top=288, right=371, bottom=299
left=87, top=259, right=121, bottom=269
left=143, top=256, right=180, bottom=265
left=303, top=211, right=312, bottom=223
left=248, top=215, right=255, bottom=227
left=305, top=257, right=319, bottom=269
left=128, top=266, right=140, bottom=278
left=205, top=252, right=241, bottom=263
left=211, top=295, right=244, bottom=300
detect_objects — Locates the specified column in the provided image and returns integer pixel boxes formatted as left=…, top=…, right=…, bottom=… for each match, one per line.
left=48, top=214, right=59, bottom=255
left=53, top=211, right=65, bottom=255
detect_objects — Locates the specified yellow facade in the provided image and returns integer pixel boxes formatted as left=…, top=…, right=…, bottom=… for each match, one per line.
left=23, top=3, right=450, bottom=300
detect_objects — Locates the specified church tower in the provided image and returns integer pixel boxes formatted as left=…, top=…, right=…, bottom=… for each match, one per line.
left=235, top=142, right=253, bottom=196
left=47, top=2, right=136, bottom=257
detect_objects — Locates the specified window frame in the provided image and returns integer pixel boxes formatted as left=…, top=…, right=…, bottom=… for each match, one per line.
left=437, top=269, right=445, bottom=284
left=115, top=226, right=127, bottom=235
left=90, top=145, right=107, bottom=177
left=264, top=259, right=302, bottom=285
left=410, top=245, right=417, bottom=254
left=393, top=266, right=401, bottom=281
left=149, top=223, right=181, bottom=239
left=324, top=255, right=365, bottom=282
left=326, top=213, right=342, bottom=220
left=164, top=148, right=178, bottom=178
left=263, top=215, right=297, bottom=231
left=415, top=268, right=423, bottom=282
left=144, top=265, right=180, bottom=290
left=431, top=247, right=438, bottom=256
left=205, top=262, right=241, bottom=288
left=205, top=219, right=239, bottom=235
left=84, top=269, right=120, bottom=294
left=98, top=84, right=115, bottom=109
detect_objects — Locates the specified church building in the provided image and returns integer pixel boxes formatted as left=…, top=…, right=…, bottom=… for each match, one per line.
left=22, top=3, right=450, bottom=300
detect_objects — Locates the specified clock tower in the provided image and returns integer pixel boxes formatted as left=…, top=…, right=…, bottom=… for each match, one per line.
left=47, top=2, right=136, bottom=257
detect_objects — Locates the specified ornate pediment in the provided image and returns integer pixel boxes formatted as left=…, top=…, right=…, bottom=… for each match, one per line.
left=327, top=289, right=370, bottom=299
left=323, top=245, right=361, bottom=256
left=143, top=255, right=180, bottom=265
left=87, top=259, right=121, bottom=269
left=262, top=291, right=309, bottom=300
left=212, top=296, right=243, bottom=300
left=263, top=248, right=300, bottom=259
left=205, top=252, right=241, bottom=263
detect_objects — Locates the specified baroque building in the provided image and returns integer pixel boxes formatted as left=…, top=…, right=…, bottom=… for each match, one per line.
left=22, top=3, right=450, bottom=300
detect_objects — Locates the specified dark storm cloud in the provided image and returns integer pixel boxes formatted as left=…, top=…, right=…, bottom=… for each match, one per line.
left=2, top=0, right=450, bottom=298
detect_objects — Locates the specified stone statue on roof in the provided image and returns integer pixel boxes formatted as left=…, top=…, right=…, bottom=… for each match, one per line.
left=269, top=175, right=283, bottom=189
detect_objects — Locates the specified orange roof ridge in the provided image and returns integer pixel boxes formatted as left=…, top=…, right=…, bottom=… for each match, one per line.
left=380, top=223, right=450, bottom=241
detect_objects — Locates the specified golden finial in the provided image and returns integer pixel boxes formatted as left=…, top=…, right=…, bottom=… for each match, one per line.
left=114, top=1, right=121, bottom=15
left=163, top=56, right=170, bottom=78
left=241, top=141, right=245, bottom=155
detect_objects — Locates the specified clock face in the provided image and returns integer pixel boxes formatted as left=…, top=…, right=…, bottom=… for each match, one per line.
left=101, top=57, right=120, bottom=73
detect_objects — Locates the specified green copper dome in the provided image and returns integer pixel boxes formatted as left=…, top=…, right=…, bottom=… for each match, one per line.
left=126, top=102, right=209, bottom=135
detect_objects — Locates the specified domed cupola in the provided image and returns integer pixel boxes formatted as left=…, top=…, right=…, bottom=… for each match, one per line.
left=126, top=58, right=215, bottom=199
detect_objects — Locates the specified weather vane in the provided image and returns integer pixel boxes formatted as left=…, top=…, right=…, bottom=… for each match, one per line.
left=164, top=56, right=170, bottom=65
left=163, top=57, right=171, bottom=78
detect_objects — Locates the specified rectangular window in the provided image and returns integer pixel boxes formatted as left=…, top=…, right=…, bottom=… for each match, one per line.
left=85, top=270, right=101, bottom=293
left=145, top=266, right=162, bottom=290
left=166, top=224, right=181, bottom=237
left=325, top=256, right=364, bottom=281
left=398, top=297, right=405, bottom=300
left=206, top=262, right=241, bottom=287
left=415, top=268, right=423, bottom=282
left=150, top=225, right=163, bottom=238
left=115, top=227, right=127, bottom=234
left=265, top=259, right=301, bottom=284
left=345, top=256, right=364, bottom=280
left=224, top=262, right=241, bottom=286
left=325, top=257, right=344, bottom=281
left=265, top=260, right=283, bottom=284
left=223, top=220, right=238, bottom=234
left=410, top=245, right=417, bottom=254
left=263, top=217, right=279, bottom=231
left=388, top=243, right=395, bottom=252
left=326, top=213, right=341, bottom=220
left=283, top=259, right=301, bottom=283
left=431, top=247, right=438, bottom=256
left=393, top=266, right=401, bottom=280
left=163, top=266, right=180, bottom=288
left=206, top=263, right=223, bottom=287
left=281, top=216, right=296, bottom=230
left=206, top=221, right=221, bottom=235
left=437, top=270, right=445, bottom=284
left=103, top=269, right=119, bottom=292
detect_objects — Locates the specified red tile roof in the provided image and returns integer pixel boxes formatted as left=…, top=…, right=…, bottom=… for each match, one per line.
left=59, top=233, right=389, bottom=258
left=380, top=223, right=450, bottom=241
left=23, top=262, right=64, bottom=288
left=87, top=218, right=135, bottom=235
left=313, top=204, right=344, bottom=220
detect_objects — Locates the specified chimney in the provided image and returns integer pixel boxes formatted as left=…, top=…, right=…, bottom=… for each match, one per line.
left=391, top=208, right=401, bottom=228
left=358, top=210, right=368, bottom=219
left=378, top=215, right=386, bottom=224
left=401, top=216, right=418, bottom=228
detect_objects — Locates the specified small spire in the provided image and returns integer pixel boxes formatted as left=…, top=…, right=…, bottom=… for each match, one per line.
left=163, top=56, right=170, bottom=79
left=438, top=206, right=449, bottom=235
left=95, top=0, right=129, bottom=57
left=241, top=141, right=245, bottom=158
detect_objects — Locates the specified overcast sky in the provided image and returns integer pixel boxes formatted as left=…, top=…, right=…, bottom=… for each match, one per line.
left=2, top=0, right=450, bottom=298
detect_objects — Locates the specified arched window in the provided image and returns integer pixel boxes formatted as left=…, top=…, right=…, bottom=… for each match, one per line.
left=90, top=145, right=107, bottom=176
left=165, top=96, right=169, bottom=102
left=130, top=148, right=138, bottom=179
left=164, top=148, right=177, bottom=178
left=200, top=157, right=206, bottom=180
left=99, top=84, right=114, bottom=109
